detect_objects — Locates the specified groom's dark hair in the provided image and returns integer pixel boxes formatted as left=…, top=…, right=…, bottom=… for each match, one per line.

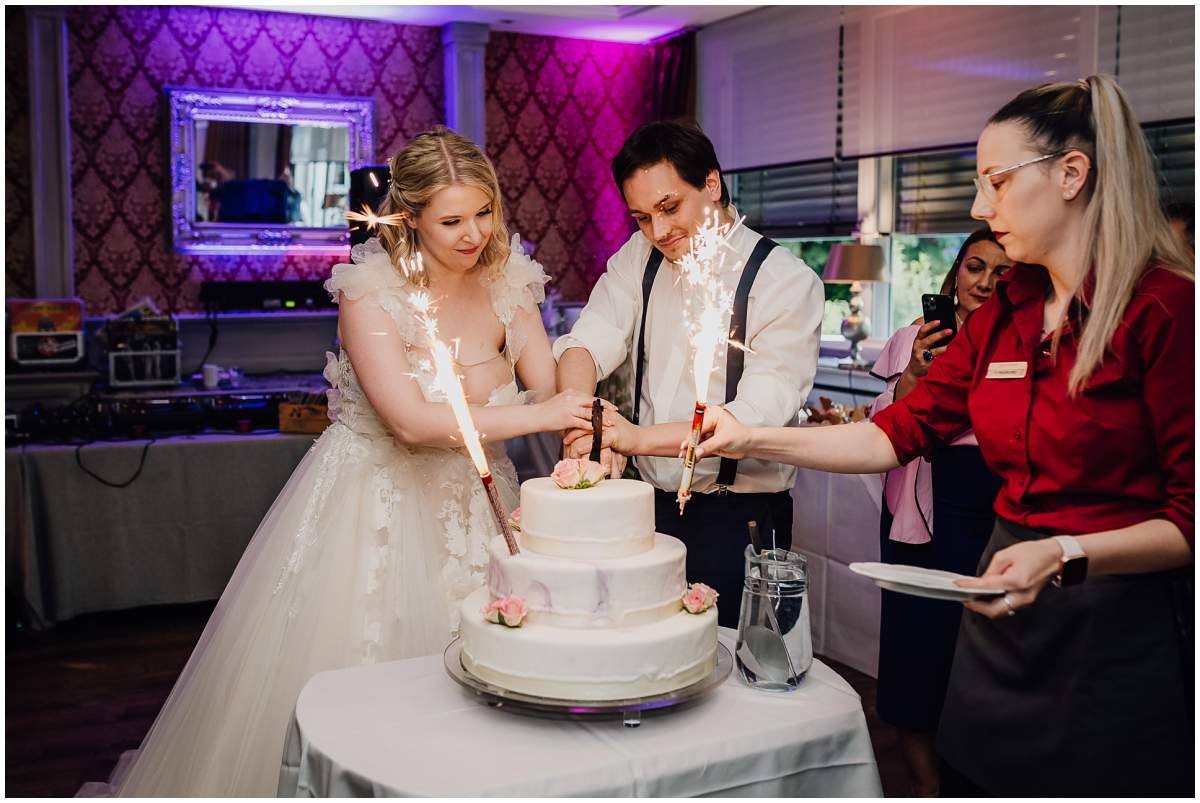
left=611, top=120, right=731, bottom=207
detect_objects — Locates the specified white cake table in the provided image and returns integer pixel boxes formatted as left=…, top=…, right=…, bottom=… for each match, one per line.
left=277, top=630, right=883, bottom=797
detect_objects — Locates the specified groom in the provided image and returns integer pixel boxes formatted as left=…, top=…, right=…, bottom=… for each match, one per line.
left=554, top=120, right=824, bottom=626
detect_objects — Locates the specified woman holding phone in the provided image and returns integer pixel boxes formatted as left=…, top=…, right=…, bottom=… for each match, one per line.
left=867, top=227, right=1011, bottom=796
left=691, top=75, right=1193, bottom=795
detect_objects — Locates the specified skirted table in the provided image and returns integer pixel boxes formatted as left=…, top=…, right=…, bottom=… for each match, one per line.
left=277, top=630, right=883, bottom=797
left=6, top=432, right=318, bottom=628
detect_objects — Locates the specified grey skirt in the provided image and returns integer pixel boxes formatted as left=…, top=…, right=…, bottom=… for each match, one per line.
left=936, top=518, right=1193, bottom=797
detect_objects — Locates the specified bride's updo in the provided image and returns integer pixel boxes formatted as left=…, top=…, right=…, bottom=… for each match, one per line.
left=377, top=126, right=511, bottom=284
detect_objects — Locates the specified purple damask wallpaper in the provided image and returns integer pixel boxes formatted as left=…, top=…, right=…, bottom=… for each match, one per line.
left=485, top=32, right=656, bottom=302
left=66, top=6, right=444, bottom=314
left=6, top=6, right=35, bottom=299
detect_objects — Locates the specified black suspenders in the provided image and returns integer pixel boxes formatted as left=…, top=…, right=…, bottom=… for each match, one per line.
left=631, top=247, right=664, bottom=426
left=631, top=236, right=778, bottom=488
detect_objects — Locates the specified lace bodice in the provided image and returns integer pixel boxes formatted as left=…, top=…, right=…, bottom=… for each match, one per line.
left=322, top=234, right=549, bottom=435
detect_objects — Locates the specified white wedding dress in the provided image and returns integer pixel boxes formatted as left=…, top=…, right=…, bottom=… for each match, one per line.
left=112, top=237, right=547, bottom=797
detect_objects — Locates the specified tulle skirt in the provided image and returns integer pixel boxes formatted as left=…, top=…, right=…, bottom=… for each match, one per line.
left=113, top=421, right=518, bottom=796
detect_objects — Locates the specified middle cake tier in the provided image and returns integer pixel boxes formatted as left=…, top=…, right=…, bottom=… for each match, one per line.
left=487, top=534, right=687, bottom=628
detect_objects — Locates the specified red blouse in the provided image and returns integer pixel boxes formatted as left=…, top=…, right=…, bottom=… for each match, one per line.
left=873, top=262, right=1194, bottom=543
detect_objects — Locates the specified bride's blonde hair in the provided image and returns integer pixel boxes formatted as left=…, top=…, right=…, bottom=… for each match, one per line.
left=377, top=126, right=511, bottom=285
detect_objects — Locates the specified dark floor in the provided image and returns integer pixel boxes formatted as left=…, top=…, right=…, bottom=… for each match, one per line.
left=6, top=603, right=908, bottom=797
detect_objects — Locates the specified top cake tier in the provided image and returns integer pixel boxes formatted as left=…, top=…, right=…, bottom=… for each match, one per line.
left=518, top=477, right=655, bottom=558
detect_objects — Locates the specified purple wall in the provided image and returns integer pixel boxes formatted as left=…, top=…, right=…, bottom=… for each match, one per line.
left=66, top=6, right=444, bottom=314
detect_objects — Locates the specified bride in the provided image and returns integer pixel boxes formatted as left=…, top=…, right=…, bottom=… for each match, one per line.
left=113, top=128, right=593, bottom=796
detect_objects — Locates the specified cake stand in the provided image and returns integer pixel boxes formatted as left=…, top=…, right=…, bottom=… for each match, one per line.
left=443, top=637, right=733, bottom=727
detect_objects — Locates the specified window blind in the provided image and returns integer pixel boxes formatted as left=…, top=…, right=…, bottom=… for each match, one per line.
left=1143, top=119, right=1195, bottom=207
left=842, top=6, right=1095, bottom=158
left=894, top=148, right=978, bottom=235
left=698, top=6, right=841, bottom=170
left=894, top=119, right=1194, bottom=234
left=728, top=158, right=859, bottom=238
left=1100, top=6, right=1195, bottom=124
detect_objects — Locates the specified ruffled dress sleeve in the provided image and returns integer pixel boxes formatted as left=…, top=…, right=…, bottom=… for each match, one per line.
left=488, top=233, right=550, bottom=366
left=325, top=238, right=419, bottom=345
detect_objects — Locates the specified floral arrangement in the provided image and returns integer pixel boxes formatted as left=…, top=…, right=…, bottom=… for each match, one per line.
left=508, top=507, right=522, bottom=532
left=550, top=458, right=607, bottom=490
left=482, top=595, right=529, bottom=627
left=681, top=582, right=719, bottom=614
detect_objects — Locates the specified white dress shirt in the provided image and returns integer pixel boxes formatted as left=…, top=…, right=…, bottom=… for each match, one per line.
left=552, top=215, right=824, bottom=494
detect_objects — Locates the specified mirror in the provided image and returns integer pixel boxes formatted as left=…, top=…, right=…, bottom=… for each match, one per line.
left=167, top=88, right=374, bottom=253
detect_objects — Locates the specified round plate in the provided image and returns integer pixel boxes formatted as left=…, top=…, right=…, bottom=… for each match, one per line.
left=443, top=637, right=733, bottom=722
left=850, top=561, right=1006, bottom=601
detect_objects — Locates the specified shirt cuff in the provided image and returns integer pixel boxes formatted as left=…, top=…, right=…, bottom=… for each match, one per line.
left=871, top=402, right=932, bottom=465
left=721, top=398, right=765, bottom=429
left=551, top=334, right=602, bottom=375
left=1156, top=505, right=1195, bottom=546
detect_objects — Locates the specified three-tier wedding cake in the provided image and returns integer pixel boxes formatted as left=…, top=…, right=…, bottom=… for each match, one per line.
left=459, top=461, right=719, bottom=701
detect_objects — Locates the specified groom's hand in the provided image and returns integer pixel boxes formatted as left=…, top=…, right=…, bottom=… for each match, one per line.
left=563, top=426, right=627, bottom=479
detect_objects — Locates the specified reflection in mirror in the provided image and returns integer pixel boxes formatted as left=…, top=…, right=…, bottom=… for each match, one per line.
left=193, top=121, right=349, bottom=227
left=167, top=87, right=373, bottom=253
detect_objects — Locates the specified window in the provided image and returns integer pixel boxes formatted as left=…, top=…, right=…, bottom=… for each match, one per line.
left=889, top=234, right=968, bottom=330
left=728, top=160, right=860, bottom=337
left=774, top=238, right=856, bottom=336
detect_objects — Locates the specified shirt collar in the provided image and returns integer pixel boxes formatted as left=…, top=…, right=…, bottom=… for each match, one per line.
left=998, top=263, right=1097, bottom=310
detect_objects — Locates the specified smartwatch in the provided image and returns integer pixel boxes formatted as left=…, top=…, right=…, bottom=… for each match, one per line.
left=1052, top=535, right=1088, bottom=587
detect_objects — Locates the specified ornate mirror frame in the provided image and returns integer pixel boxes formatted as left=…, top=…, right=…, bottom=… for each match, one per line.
left=166, top=86, right=374, bottom=254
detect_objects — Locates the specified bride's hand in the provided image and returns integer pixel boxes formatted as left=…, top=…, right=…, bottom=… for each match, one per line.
left=685, top=407, right=752, bottom=460
left=537, top=390, right=595, bottom=432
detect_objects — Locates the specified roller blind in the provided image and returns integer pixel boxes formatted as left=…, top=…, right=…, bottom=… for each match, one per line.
left=698, top=6, right=841, bottom=170
left=842, top=6, right=1094, bottom=157
left=728, top=159, right=859, bottom=238
left=1100, top=6, right=1195, bottom=124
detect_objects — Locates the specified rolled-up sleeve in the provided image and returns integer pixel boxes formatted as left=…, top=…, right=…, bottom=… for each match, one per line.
left=1137, top=279, right=1195, bottom=544
left=551, top=241, right=642, bottom=381
left=723, top=254, right=824, bottom=428
left=873, top=305, right=979, bottom=464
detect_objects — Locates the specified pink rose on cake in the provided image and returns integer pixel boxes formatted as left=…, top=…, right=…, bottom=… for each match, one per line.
left=550, top=458, right=607, bottom=490
left=682, top=582, right=719, bottom=614
left=482, top=595, right=529, bottom=627
left=508, top=507, right=522, bottom=532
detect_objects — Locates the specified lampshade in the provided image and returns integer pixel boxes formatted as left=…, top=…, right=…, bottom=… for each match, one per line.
left=822, top=243, right=887, bottom=283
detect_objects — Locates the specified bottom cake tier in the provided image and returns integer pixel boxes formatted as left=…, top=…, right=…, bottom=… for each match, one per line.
left=459, top=586, right=718, bottom=701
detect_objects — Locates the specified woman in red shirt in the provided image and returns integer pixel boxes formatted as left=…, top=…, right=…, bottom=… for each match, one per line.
left=693, top=75, right=1193, bottom=795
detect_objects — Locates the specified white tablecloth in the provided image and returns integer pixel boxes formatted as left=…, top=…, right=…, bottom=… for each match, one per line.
left=791, top=467, right=884, bottom=678
left=278, top=630, right=883, bottom=797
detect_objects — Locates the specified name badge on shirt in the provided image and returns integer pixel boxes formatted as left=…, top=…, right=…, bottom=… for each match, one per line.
left=986, top=361, right=1028, bottom=380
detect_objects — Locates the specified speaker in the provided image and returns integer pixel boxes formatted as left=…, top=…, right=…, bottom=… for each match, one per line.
left=348, top=165, right=391, bottom=247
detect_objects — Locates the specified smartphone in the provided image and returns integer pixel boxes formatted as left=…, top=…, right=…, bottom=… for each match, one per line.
left=921, top=293, right=957, bottom=344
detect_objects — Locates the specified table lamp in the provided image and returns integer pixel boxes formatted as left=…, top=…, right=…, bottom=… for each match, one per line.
left=822, top=243, right=887, bottom=369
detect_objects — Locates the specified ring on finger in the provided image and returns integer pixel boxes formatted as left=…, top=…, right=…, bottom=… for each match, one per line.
left=922, top=350, right=934, bottom=363
left=1001, top=593, right=1016, bottom=617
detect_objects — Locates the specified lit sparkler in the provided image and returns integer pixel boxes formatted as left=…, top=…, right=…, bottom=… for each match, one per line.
left=676, top=209, right=748, bottom=514
left=346, top=203, right=406, bottom=233
left=411, top=292, right=520, bottom=555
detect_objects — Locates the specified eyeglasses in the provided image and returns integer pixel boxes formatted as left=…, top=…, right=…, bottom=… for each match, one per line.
left=973, top=151, right=1066, bottom=203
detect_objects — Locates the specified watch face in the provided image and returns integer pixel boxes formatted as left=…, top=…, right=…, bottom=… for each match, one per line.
left=1061, top=556, right=1089, bottom=586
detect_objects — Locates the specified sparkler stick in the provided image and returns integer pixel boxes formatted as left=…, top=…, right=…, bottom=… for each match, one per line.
left=675, top=209, right=748, bottom=514
left=412, top=293, right=520, bottom=555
